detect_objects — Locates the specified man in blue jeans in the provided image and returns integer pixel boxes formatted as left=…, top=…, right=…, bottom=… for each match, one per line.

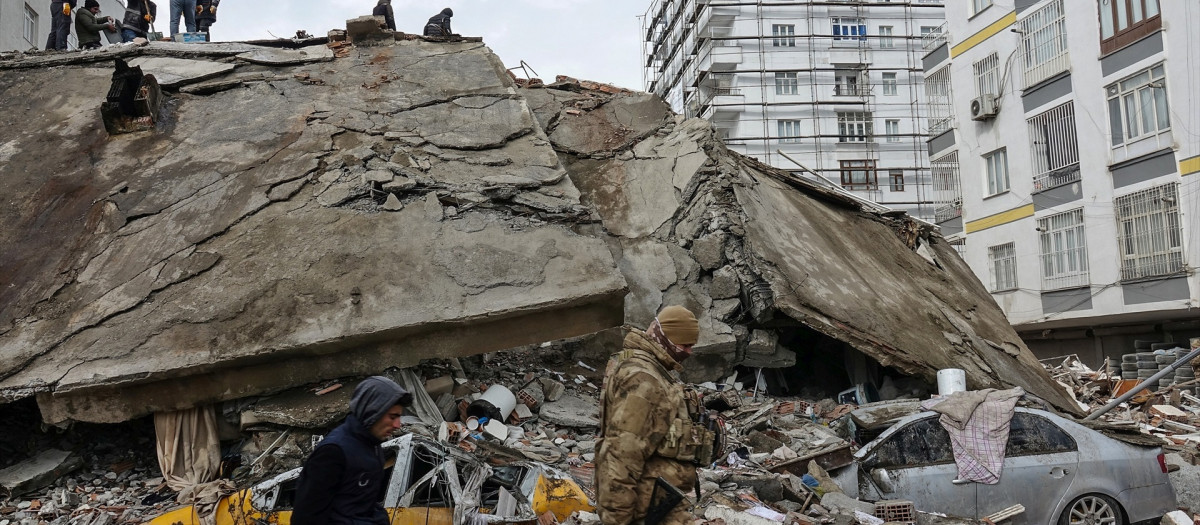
left=45, top=0, right=78, bottom=51
left=169, top=0, right=196, bottom=36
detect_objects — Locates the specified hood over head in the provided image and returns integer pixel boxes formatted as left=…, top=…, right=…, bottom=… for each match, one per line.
left=350, top=376, right=412, bottom=427
left=441, top=7, right=453, bottom=16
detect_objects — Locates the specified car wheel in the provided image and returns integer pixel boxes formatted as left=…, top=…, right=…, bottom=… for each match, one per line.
left=1059, top=494, right=1124, bottom=525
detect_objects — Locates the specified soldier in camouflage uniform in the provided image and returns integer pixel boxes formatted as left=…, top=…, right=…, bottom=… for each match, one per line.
left=596, top=305, right=716, bottom=525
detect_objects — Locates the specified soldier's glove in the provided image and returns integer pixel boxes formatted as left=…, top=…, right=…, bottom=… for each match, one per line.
left=63, top=3, right=71, bottom=15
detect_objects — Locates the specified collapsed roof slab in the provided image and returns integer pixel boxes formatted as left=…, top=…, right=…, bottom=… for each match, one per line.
left=0, top=41, right=626, bottom=424
left=530, top=81, right=1080, bottom=415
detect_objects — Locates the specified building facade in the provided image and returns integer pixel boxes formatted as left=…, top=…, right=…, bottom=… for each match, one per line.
left=1, top=0, right=125, bottom=52
left=923, top=0, right=1200, bottom=365
left=642, top=0, right=946, bottom=220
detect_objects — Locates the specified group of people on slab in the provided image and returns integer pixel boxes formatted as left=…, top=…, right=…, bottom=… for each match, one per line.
left=372, top=0, right=456, bottom=37
left=43, top=0, right=220, bottom=52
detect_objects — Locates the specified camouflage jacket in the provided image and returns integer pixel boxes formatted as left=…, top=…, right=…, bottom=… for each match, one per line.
left=595, top=330, right=703, bottom=525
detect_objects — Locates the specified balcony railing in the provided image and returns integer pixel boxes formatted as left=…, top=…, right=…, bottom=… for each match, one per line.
left=922, top=22, right=947, bottom=51
left=1032, top=164, right=1080, bottom=193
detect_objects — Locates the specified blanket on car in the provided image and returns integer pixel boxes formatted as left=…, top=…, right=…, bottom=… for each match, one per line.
left=921, top=387, right=1024, bottom=484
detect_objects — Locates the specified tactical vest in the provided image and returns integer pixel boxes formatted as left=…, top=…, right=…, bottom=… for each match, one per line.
left=604, top=348, right=723, bottom=466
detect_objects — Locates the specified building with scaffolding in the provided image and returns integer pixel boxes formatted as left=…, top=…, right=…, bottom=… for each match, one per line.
left=641, top=0, right=946, bottom=220
left=922, top=0, right=1200, bottom=366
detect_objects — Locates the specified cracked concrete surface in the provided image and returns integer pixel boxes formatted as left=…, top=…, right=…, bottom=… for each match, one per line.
left=0, top=34, right=1080, bottom=424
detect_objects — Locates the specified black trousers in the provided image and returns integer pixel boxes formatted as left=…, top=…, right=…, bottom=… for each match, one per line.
left=45, top=1, right=72, bottom=50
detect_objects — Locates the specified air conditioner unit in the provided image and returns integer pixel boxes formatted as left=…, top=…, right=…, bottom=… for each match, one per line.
left=970, top=94, right=999, bottom=121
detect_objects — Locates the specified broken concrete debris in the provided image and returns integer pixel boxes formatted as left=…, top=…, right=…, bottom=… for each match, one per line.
left=2, top=14, right=1173, bottom=525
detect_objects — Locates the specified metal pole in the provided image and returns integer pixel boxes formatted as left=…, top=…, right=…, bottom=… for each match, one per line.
left=1084, top=347, right=1200, bottom=421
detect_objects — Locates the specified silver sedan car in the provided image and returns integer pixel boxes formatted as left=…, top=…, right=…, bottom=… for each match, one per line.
left=831, top=407, right=1177, bottom=525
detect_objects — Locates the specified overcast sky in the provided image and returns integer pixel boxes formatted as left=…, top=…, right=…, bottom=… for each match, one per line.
left=189, top=0, right=650, bottom=91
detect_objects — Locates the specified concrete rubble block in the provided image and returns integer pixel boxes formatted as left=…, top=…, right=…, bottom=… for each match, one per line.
left=711, top=299, right=741, bottom=322
left=703, top=505, right=784, bottom=525
left=539, top=378, right=566, bottom=402
left=615, top=239, right=678, bottom=324
left=690, top=232, right=728, bottom=271
left=1160, top=511, right=1191, bottom=525
left=710, top=266, right=741, bottom=300
left=382, top=176, right=417, bottom=193
left=747, top=330, right=779, bottom=356
left=235, top=45, right=335, bottom=66
left=346, top=16, right=390, bottom=45
left=0, top=449, right=83, bottom=496
left=563, top=155, right=679, bottom=238
left=547, top=93, right=671, bottom=155
left=126, top=57, right=236, bottom=89
left=729, top=473, right=785, bottom=502
left=388, top=97, right=535, bottom=151
left=819, top=492, right=876, bottom=516
left=381, top=193, right=404, bottom=211
left=538, top=394, right=599, bottom=428
left=512, top=192, right=578, bottom=214
left=363, top=170, right=394, bottom=184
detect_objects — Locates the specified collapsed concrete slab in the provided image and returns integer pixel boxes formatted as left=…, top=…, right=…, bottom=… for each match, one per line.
left=0, top=449, right=82, bottom=496
left=0, top=41, right=626, bottom=424
left=0, top=32, right=1079, bottom=425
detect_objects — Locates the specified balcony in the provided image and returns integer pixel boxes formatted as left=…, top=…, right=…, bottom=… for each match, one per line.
left=1032, top=163, right=1080, bottom=193
left=698, top=39, right=742, bottom=72
left=922, top=22, right=947, bottom=53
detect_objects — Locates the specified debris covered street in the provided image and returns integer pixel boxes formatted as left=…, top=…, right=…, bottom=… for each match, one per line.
left=0, top=14, right=1196, bottom=525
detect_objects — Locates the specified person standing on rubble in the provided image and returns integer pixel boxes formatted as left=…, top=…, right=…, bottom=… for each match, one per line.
left=75, top=0, right=115, bottom=50
left=194, top=0, right=218, bottom=36
left=167, top=0, right=196, bottom=36
left=596, top=305, right=718, bottom=525
left=121, top=0, right=157, bottom=42
left=292, top=376, right=414, bottom=525
left=422, top=7, right=453, bottom=37
left=45, top=0, right=77, bottom=51
left=372, top=0, right=396, bottom=32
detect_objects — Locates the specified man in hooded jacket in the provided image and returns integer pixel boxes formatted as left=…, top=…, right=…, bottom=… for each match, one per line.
left=292, top=376, right=414, bottom=525
left=423, top=8, right=453, bottom=37
left=596, top=305, right=716, bottom=525
left=195, top=0, right=218, bottom=35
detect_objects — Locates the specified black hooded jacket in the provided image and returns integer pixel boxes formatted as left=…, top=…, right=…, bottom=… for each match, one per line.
left=372, top=2, right=396, bottom=31
left=292, top=377, right=410, bottom=525
left=423, top=8, right=453, bottom=36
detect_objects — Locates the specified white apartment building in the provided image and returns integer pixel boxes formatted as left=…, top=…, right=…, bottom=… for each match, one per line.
left=642, top=0, right=947, bottom=220
left=923, top=0, right=1200, bottom=365
left=1, top=0, right=125, bottom=52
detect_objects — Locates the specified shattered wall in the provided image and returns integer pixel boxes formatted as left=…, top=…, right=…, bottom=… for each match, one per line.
left=0, top=34, right=1079, bottom=425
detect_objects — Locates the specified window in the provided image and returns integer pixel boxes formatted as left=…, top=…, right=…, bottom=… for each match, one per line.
left=1114, top=184, right=1183, bottom=281
left=1039, top=209, right=1090, bottom=290
left=778, top=120, right=802, bottom=143
left=837, top=112, right=873, bottom=142
left=773, top=24, right=796, bottom=47
left=925, top=66, right=954, bottom=134
left=974, top=53, right=999, bottom=97
left=984, top=148, right=1009, bottom=195
left=881, top=73, right=897, bottom=95
left=972, top=0, right=993, bottom=15
left=879, top=26, right=894, bottom=48
left=932, top=151, right=962, bottom=223
left=775, top=72, right=798, bottom=95
left=1099, top=0, right=1161, bottom=55
left=835, top=68, right=866, bottom=96
left=1107, top=64, right=1169, bottom=146
left=1028, top=101, right=1080, bottom=192
left=832, top=18, right=866, bottom=42
left=889, top=170, right=905, bottom=191
left=885, top=119, right=900, bottom=142
left=24, top=4, right=38, bottom=46
left=1021, top=0, right=1069, bottom=88
left=864, top=417, right=954, bottom=469
left=1006, top=413, right=1077, bottom=456
left=920, top=26, right=939, bottom=36
left=988, top=242, right=1018, bottom=292
left=840, top=160, right=877, bottom=190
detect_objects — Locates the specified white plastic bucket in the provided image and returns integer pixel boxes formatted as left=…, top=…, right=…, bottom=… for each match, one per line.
left=471, top=384, right=517, bottom=421
left=936, top=368, right=967, bottom=396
